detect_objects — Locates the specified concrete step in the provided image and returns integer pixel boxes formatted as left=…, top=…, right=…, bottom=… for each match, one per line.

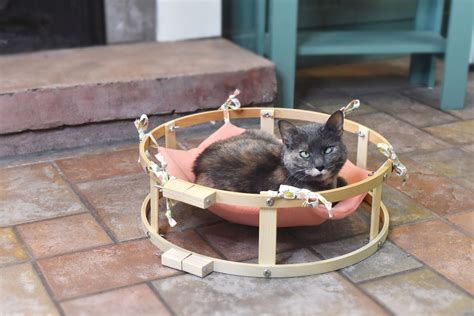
left=0, top=39, right=276, bottom=157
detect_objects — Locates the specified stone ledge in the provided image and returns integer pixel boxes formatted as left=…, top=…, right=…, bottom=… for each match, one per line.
left=0, top=39, right=276, bottom=134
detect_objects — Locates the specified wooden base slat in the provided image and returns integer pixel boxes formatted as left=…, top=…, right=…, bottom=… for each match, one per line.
left=182, top=254, right=214, bottom=277
left=258, top=208, right=277, bottom=265
left=161, top=248, right=192, bottom=270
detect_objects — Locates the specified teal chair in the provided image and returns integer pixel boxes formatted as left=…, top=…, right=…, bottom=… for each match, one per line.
left=263, top=0, right=473, bottom=109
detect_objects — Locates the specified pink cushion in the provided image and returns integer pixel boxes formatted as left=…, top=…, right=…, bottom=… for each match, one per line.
left=159, top=123, right=368, bottom=227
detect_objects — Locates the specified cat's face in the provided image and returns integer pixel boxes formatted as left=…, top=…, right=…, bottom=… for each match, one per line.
left=278, top=111, right=347, bottom=184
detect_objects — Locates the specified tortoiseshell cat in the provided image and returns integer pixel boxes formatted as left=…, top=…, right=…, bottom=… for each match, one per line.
left=193, top=111, right=348, bottom=193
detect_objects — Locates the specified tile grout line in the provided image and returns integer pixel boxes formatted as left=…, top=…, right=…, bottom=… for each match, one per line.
left=29, top=241, right=116, bottom=262
left=298, top=96, right=457, bottom=158
left=56, top=280, right=168, bottom=304
left=338, top=270, right=396, bottom=316
left=386, top=238, right=474, bottom=299
left=358, top=94, right=461, bottom=128
left=66, top=169, right=144, bottom=186
left=358, top=262, right=474, bottom=300
left=36, top=239, right=183, bottom=303
left=357, top=266, right=426, bottom=287
left=384, top=182, right=474, bottom=238
left=145, top=282, right=177, bottom=316
left=300, top=89, right=464, bottom=154
left=36, top=237, right=149, bottom=262
left=0, top=140, right=139, bottom=169
left=11, top=226, right=65, bottom=316
left=31, top=261, right=66, bottom=316
left=305, top=225, right=468, bottom=313
left=193, top=227, right=229, bottom=261
left=50, top=161, right=119, bottom=243
left=305, top=245, right=395, bottom=315
left=0, top=211, right=89, bottom=230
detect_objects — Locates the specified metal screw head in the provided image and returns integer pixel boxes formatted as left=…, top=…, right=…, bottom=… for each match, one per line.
left=266, top=198, right=274, bottom=207
left=263, top=269, right=271, bottom=278
left=262, top=112, right=273, bottom=118
left=169, top=125, right=180, bottom=132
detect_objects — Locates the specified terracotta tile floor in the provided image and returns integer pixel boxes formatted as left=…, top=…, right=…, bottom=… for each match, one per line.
left=1, top=59, right=473, bottom=315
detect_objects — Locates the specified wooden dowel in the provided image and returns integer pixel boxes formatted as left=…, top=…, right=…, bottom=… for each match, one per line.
left=164, top=122, right=177, bottom=149
left=356, top=126, right=369, bottom=169
left=258, top=208, right=277, bottom=265
left=150, top=178, right=160, bottom=233
left=370, top=184, right=383, bottom=240
left=260, top=109, right=275, bottom=135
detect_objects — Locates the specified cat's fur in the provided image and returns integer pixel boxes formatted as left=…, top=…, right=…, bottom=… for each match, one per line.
left=193, top=111, right=348, bottom=193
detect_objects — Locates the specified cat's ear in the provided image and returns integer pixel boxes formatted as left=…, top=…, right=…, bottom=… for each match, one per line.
left=278, top=120, right=299, bottom=147
left=324, top=110, right=344, bottom=136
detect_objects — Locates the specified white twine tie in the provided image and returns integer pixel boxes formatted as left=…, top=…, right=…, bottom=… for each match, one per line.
left=339, top=99, right=360, bottom=116
left=134, top=114, right=159, bottom=147
left=219, top=89, right=241, bottom=123
left=377, top=143, right=408, bottom=184
left=263, top=184, right=333, bottom=218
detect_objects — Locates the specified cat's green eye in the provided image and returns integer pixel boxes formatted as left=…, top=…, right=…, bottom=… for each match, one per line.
left=324, top=147, right=334, bottom=154
left=299, top=151, right=311, bottom=159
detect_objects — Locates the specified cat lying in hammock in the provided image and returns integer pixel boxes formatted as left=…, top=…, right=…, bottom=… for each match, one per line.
left=193, top=110, right=348, bottom=193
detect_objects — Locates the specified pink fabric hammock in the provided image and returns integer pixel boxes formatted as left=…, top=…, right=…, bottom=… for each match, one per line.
left=159, top=123, right=368, bottom=227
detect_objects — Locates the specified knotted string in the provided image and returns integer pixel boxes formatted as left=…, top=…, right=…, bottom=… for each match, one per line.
left=134, top=114, right=159, bottom=147
left=339, top=99, right=360, bottom=116
left=135, top=114, right=177, bottom=227
left=263, top=184, right=333, bottom=218
left=377, top=143, right=408, bottom=184
left=219, top=89, right=241, bottom=123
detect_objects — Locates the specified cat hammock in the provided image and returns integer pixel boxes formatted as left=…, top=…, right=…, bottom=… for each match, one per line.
left=136, top=93, right=406, bottom=278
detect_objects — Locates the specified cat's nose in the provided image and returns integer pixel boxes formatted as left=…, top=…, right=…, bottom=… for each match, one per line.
left=315, top=166, right=324, bottom=171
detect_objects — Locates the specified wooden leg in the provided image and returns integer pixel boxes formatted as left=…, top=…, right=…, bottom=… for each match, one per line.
left=410, top=54, right=437, bottom=87
left=255, top=0, right=267, bottom=56
left=150, top=178, right=160, bottom=234
left=370, top=184, right=383, bottom=240
left=258, top=208, right=277, bottom=265
left=409, top=0, right=444, bottom=87
left=440, top=0, right=473, bottom=110
left=260, top=109, right=275, bottom=135
left=268, top=0, right=298, bottom=108
left=356, top=127, right=369, bottom=169
left=164, top=122, right=177, bottom=149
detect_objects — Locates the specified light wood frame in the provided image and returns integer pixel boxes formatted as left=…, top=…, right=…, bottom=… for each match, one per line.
left=139, top=107, right=393, bottom=278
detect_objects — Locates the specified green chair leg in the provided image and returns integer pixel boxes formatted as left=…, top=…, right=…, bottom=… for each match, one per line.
left=268, top=0, right=298, bottom=108
left=440, top=0, right=473, bottom=110
left=255, top=0, right=267, bottom=56
left=409, top=0, right=444, bottom=87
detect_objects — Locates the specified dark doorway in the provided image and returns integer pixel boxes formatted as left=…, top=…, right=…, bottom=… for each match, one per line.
left=0, top=0, right=105, bottom=55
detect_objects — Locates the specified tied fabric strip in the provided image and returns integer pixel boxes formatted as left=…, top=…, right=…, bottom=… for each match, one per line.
left=377, top=143, right=408, bottom=183
left=134, top=114, right=148, bottom=140
left=134, top=114, right=178, bottom=227
left=263, top=185, right=334, bottom=218
left=134, top=114, right=159, bottom=147
left=339, top=99, right=360, bottom=116
left=149, top=153, right=177, bottom=227
left=219, top=89, right=241, bottom=124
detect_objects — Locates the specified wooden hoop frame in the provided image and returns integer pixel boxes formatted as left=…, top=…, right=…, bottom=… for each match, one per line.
left=139, top=107, right=393, bottom=278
